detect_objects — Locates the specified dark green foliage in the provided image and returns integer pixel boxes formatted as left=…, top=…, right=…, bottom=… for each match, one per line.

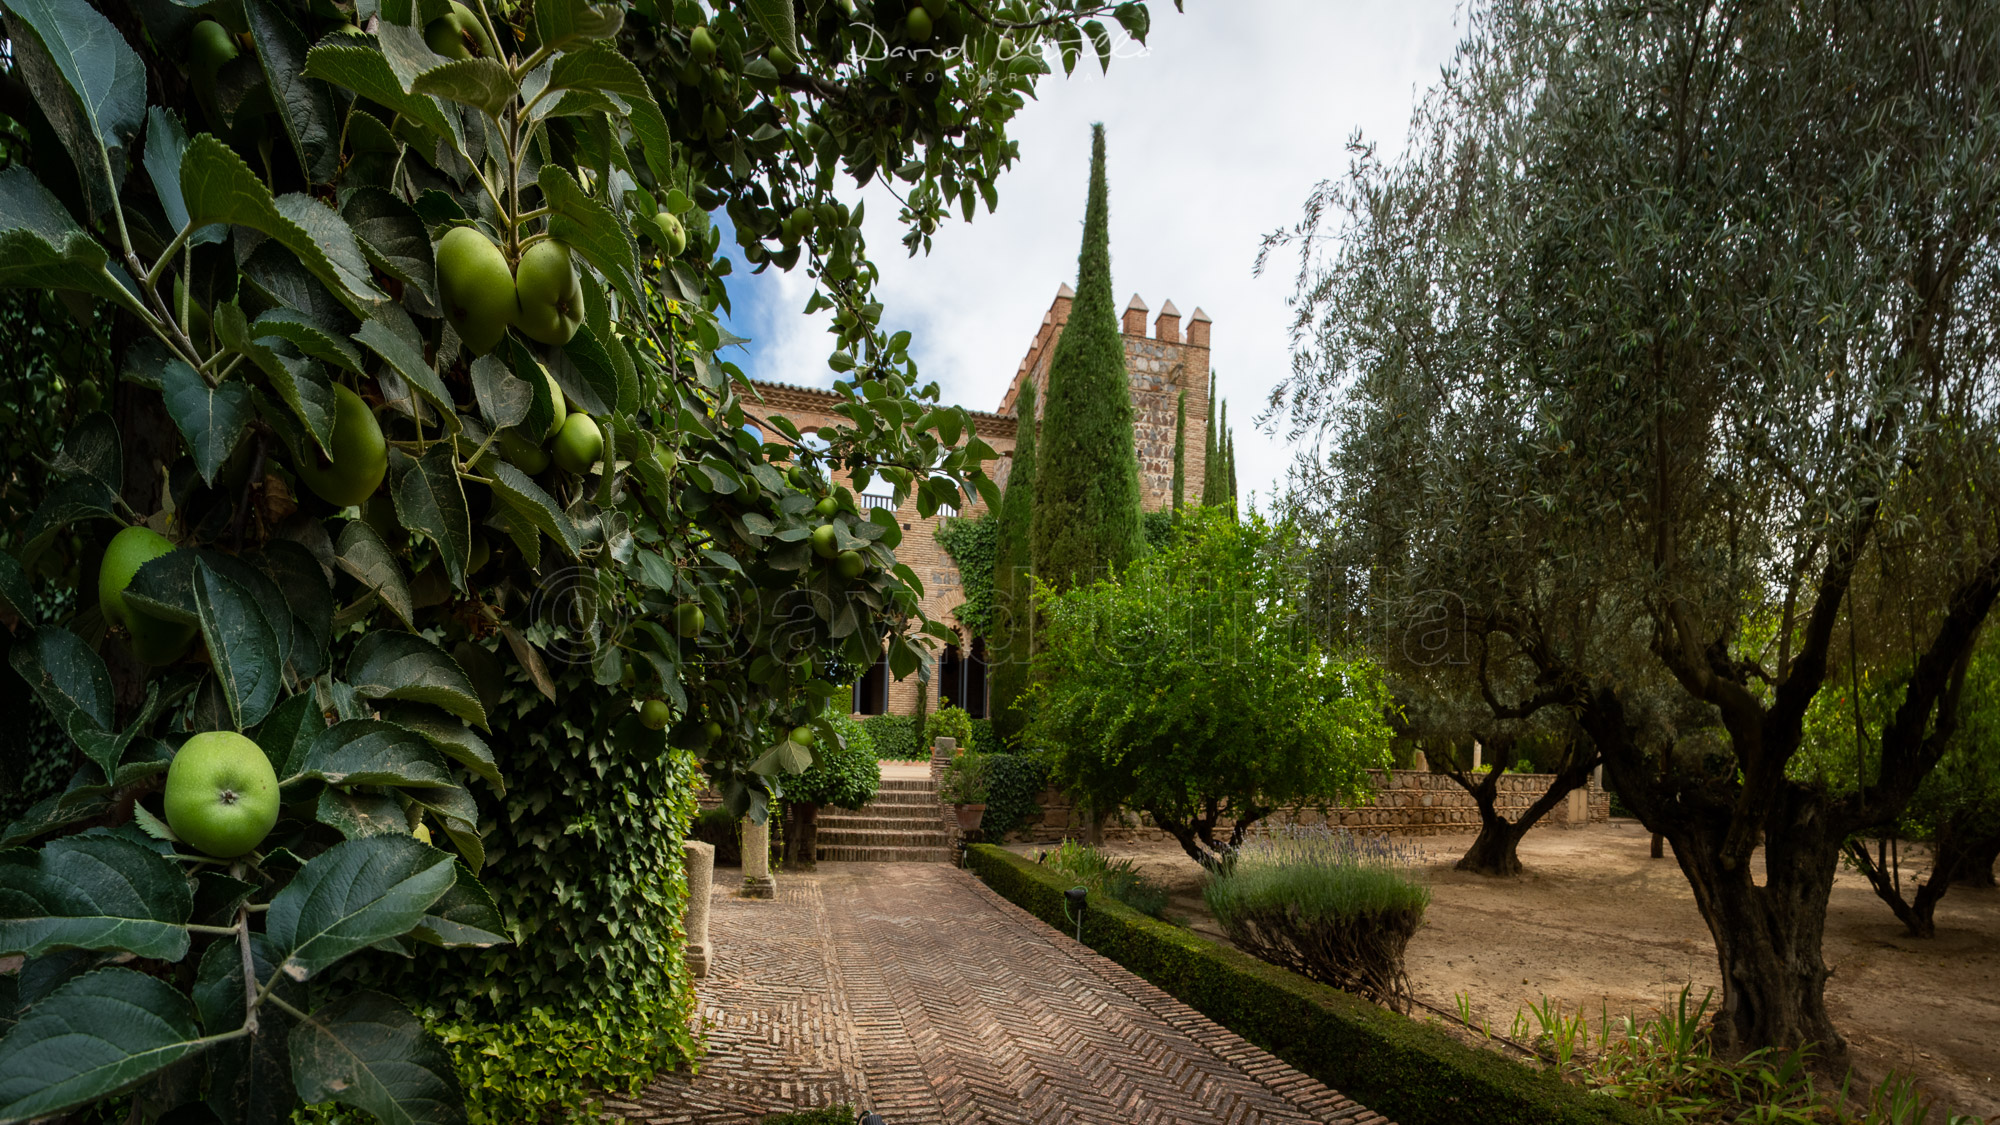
left=990, top=383, right=1040, bottom=748
left=786, top=715, right=879, bottom=811
left=979, top=752, right=1048, bottom=839
left=934, top=512, right=999, bottom=638
left=1171, top=389, right=1187, bottom=510
left=1030, top=125, right=1144, bottom=594
left=928, top=704, right=973, bottom=752
left=969, top=718, right=994, bottom=754
left=967, top=845, right=1648, bottom=1125
left=1035, top=839, right=1168, bottom=917
left=1201, top=373, right=1221, bottom=507
left=691, top=807, right=743, bottom=866
left=758, top=1107, right=855, bottom=1125
left=937, top=750, right=992, bottom=805
left=1141, top=509, right=1177, bottom=552
left=860, top=714, right=921, bottom=761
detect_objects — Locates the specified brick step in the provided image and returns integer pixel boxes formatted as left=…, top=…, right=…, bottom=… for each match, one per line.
left=875, top=778, right=938, bottom=792
left=858, top=791, right=940, bottom=807
left=816, top=814, right=946, bottom=832
left=815, top=827, right=949, bottom=848
left=815, top=844, right=952, bottom=863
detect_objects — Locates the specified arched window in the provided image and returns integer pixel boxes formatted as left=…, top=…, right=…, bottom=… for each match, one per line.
left=853, top=646, right=889, bottom=715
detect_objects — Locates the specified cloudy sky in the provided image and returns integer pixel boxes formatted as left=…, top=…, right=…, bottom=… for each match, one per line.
left=715, top=1, right=1466, bottom=510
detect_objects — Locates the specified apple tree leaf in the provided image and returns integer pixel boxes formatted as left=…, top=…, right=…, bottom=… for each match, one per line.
left=193, top=561, right=284, bottom=729
left=0, top=834, right=193, bottom=961
left=346, top=633, right=485, bottom=729
left=289, top=990, right=464, bottom=1125
left=0, top=968, right=210, bottom=1122
left=265, top=835, right=455, bottom=979
left=389, top=446, right=470, bottom=590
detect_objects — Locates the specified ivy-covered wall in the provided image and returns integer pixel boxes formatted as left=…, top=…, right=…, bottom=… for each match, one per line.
left=934, top=512, right=999, bottom=639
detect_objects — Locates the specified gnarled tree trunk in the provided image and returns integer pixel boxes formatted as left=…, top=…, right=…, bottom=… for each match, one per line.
left=1959, top=834, right=2000, bottom=888
left=1446, top=737, right=1598, bottom=877
left=782, top=801, right=820, bottom=870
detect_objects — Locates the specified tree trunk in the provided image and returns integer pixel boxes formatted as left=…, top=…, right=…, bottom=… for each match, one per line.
left=1456, top=813, right=1527, bottom=876
left=1957, top=834, right=1999, bottom=888
left=1845, top=838, right=1935, bottom=939
left=783, top=802, right=819, bottom=870
left=1651, top=832, right=1665, bottom=859
left=1669, top=812, right=1845, bottom=1057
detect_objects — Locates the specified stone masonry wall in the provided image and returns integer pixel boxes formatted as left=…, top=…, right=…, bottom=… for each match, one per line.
left=1011, top=769, right=1613, bottom=844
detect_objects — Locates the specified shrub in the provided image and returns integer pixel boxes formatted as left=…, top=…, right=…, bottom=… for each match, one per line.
left=759, top=1108, right=856, bottom=1125
left=862, top=714, right=922, bottom=761
left=970, top=717, right=996, bottom=753
left=1204, top=826, right=1430, bottom=1012
left=930, top=703, right=974, bottom=751
left=938, top=750, right=994, bottom=805
left=788, top=714, right=881, bottom=810
left=692, top=807, right=743, bottom=866
left=982, top=753, right=1049, bottom=839
left=1035, top=839, right=1169, bottom=918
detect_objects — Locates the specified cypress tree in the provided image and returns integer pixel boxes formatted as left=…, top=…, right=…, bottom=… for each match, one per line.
left=1030, top=124, right=1144, bottom=592
left=1225, top=428, right=1239, bottom=511
left=989, top=382, right=1039, bottom=746
left=1171, top=389, right=1187, bottom=512
left=1201, top=372, right=1219, bottom=506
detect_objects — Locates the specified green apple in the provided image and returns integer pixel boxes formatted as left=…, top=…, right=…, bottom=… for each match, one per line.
left=99, top=525, right=197, bottom=666
left=789, top=725, right=814, bottom=749
left=163, top=731, right=280, bottom=858
left=467, top=534, right=492, bottom=575
left=674, top=602, right=705, bottom=637
left=640, top=699, right=672, bottom=730
left=551, top=412, right=603, bottom=473
left=835, top=549, right=865, bottom=580
left=297, top=383, right=388, bottom=507
left=811, top=524, right=838, bottom=559
left=689, top=24, right=717, bottom=63
left=189, top=20, right=239, bottom=76
left=653, top=210, right=688, bottom=257
left=437, top=226, right=516, bottom=355
left=425, top=0, right=493, bottom=59
left=814, top=496, right=838, bottom=517
left=768, top=45, right=795, bottom=72
left=497, top=427, right=550, bottom=474
left=514, top=240, right=584, bottom=346
left=538, top=362, right=567, bottom=438
left=906, top=7, right=933, bottom=41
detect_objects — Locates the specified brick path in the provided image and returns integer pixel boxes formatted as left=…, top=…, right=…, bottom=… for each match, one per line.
left=623, top=863, right=1392, bottom=1125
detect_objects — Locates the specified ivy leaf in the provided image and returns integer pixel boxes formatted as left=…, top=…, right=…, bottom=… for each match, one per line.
left=289, top=990, right=465, bottom=1125
left=216, top=302, right=337, bottom=458
left=266, top=835, right=456, bottom=980
left=537, top=165, right=640, bottom=310
left=159, top=359, right=252, bottom=485
left=179, top=134, right=385, bottom=314
left=355, top=303, right=457, bottom=429
left=389, top=446, right=471, bottom=590
left=0, top=0, right=145, bottom=222
left=289, top=719, right=455, bottom=789
left=246, top=0, right=339, bottom=182
left=411, top=861, right=504, bottom=946
left=346, top=632, right=487, bottom=730
left=7, top=627, right=113, bottom=770
left=0, top=166, right=127, bottom=301
left=487, top=462, right=582, bottom=559
left=336, top=520, right=415, bottom=629
left=0, top=834, right=193, bottom=961
left=193, top=560, right=284, bottom=729
left=0, top=969, right=209, bottom=1122
left=410, top=57, right=513, bottom=118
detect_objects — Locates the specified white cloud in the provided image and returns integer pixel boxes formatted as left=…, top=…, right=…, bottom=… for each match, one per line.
left=721, top=0, right=1465, bottom=509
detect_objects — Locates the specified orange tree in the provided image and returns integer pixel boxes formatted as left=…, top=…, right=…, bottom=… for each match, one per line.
left=0, top=0, right=1168, bottom=1120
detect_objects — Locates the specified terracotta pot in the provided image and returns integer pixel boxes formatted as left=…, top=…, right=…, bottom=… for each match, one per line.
left=953, top=803, right=986, bottom=831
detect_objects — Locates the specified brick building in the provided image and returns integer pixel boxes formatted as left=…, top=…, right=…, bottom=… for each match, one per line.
left=751, top=285, right=1211, bottom=719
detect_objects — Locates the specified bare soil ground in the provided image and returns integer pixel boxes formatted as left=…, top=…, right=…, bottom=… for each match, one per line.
left=1035, top=821, right=2000, bottom=1120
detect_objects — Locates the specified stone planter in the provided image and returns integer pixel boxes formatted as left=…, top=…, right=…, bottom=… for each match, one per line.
left=953, top=803, right=987, bottom=832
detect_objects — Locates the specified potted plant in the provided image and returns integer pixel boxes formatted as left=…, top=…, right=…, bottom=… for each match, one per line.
left=939, top=750, right=993, bottom=831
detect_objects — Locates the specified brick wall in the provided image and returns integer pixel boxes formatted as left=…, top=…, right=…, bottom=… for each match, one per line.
left=1010, top=769, right=1613, bottom=844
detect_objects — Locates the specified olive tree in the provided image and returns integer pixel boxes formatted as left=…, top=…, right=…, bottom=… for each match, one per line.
left=1267, top=0, right=2000, bottom=1055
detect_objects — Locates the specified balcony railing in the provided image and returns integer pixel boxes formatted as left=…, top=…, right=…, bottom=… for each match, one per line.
left=860, top=494, right=897, bottom=511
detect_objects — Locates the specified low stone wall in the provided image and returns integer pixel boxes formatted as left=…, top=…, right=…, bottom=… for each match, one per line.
left=1011, top=769, right=1612, bottom=844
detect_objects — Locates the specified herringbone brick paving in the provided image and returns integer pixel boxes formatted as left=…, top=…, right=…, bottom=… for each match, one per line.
left=626, top=863, right=1392, bottom=1125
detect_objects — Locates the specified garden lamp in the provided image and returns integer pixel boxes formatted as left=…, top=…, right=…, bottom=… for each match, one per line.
left=1063, top=886, right=1088, bottom=943
left=859, top=1114, right=887, bottom=1125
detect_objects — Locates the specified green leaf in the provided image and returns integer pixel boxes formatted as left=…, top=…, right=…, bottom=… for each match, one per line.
left=0, top=166, right=127, bottom=301
left=289, top=990, right=464, bottom=1125
left=537, top=164, right=640, bottom=310
left=0, top=552, right=34, bottom=626
left=411, top=861, right=504, bottom=946
left=251, top=307, right=364, bottom=374
left=315, top=789, right=411, bottom=840
left=390, top=446, right=471, bottom=589
left=355, top=303, right=458, bottom=429
left=545, top=39, right=649, bottom=99
left=470, top=355, right=531, bottom=431
left=192, top=935, right=301, bottom=1122
left=379, top=705, right=501, bottom=795
left=346, top=632, right=487, bottom=729
left=193, top=560, right=284, bottom=729
left=302, top=44, right=458, bottom=147
left=343, top=187, right=438, bottom=310
left=265, top=835, right=455, bottom=979
left=0, top=834, right=193, bottom=961
left=410, top=57, right=514, bottom=118
left=290, top=719, right=455, bottom=788
left=246, top=0, right=340, bottom=182
left=252, top=691, right=328, bottom=780
left=252, top=540, right=336, bottom=679
left=179, top=134, right=385, bottom=314
left=7, top=627, right=112, bottom=765
left=142, top=109, right=225, bottom=247
left=335, top=519, right=415, bottom=628
left=742, top=0, right=801, bottom=57
left=159, top=359, right=252, bottom=486
left=0, top=0, right=145, bottom=221
left=532, top=0, right=621, bottom=52
left=549, top=325, right=619, bottom=416
left=487, top=462, right=582, bottom=559
left=218, top=301, right=339, bottom=458
left=0, top=969, right=210, bottom=1122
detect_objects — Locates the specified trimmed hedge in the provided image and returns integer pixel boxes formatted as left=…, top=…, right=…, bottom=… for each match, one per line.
left=861, top=713, right=922, bottom=761
left=966, top=845, right=1647, bottom=1125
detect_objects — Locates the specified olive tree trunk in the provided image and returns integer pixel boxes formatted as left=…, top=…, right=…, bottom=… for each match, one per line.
left=782, top=801, right=820, bottom=870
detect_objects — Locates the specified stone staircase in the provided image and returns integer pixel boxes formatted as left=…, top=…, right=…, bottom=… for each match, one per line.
left=814, top=777, right=951, bottom=863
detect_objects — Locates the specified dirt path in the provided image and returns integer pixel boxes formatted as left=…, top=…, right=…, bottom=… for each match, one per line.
left=1056, top=821, right=2000, bottom=1119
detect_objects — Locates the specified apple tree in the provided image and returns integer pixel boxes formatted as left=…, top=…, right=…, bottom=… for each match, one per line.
left=0, top=0, right=1169, bottom=1120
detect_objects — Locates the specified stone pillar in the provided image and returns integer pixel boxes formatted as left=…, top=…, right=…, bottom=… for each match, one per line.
left=1411, top=750, right=1428, bottom=772
left=683, top=840, right=715, bottom=976
left=1566, top=788, right=1589, bottom=827
left=1471, top=740, right=1482, bottom=770
left=740, top=817, right=775, bottom=899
